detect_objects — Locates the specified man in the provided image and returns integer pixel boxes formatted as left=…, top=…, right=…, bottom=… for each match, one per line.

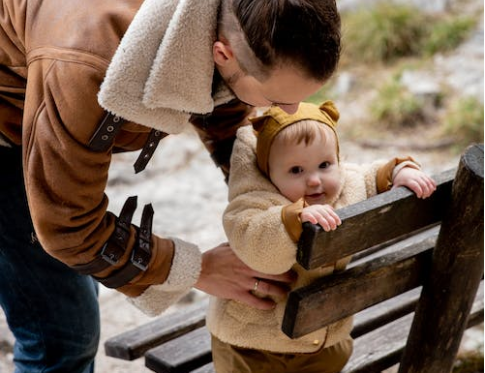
left=0, top=0, right=341, bottom=371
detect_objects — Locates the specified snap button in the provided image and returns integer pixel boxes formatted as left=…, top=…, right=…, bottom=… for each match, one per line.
left=313, top=340, right=320, bottom=345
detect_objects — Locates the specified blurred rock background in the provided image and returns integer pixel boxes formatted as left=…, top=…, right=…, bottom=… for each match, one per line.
left=0, top=0, right=483, bottom=371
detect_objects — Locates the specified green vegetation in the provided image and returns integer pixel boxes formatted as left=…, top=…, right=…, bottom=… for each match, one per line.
left=369, top=74, right=427, bottom=129
left=452, top=348, right=484, bottom=373
left=341, top=3, right=476, bottom=64
left=423, top=16, right=477, bottom=56
left=443, top=96, right=484, bottom=148
left=306, top=1, right=482, bottom=151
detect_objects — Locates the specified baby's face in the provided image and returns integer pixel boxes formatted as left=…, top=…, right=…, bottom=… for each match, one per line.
left=268, top=128, right=341, bottom=205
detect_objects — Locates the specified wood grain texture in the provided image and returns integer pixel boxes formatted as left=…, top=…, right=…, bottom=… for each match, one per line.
left=104, top=298, right=208, bottom=360
left=283, top=234, right=435, bottom=338
left=145, top=327, right=212, bottom=373
left=297, top=169, right=455, bottom=269
left=399, top=144, right=484, bottom=373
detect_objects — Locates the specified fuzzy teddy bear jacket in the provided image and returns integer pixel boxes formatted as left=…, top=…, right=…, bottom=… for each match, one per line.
left=206, top=126, right=389, bottom=353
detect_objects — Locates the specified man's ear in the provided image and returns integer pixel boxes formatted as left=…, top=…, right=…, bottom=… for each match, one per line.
left=213, top=40, right=235, bottom=67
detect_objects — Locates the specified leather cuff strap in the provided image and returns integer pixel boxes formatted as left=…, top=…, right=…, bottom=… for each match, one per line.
left=89, top=112, right=125, bottom=152
left=134, top=129, right=167, bottom=174
left=71, top=196, right=137, bottom=276
left=94, top=203, right=154, bottom=289
left=71, top=251, right=112, bottom=275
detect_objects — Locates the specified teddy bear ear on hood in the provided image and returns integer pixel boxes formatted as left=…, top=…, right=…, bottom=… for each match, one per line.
left=319, top=100, right=340, bottom=124
left=249, top=114, right=271, bottom=133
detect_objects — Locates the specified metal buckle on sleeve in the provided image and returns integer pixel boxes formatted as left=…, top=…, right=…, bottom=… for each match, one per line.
left=100, top=242, right=124, bottom=266
left=101, top=196, right=138, bottom=266
left=130, top=203, right=154, bottom=271
left=130, top=244, right=150, bottom=271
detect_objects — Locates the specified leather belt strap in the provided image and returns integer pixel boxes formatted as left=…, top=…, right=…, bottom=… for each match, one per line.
left=89, top=113, right=166, bottom=172
left=72, top=196, right=138, bottom=275
left=89, top=113, right=126, bottom=152
left=95, top=202, right=154, bottom=289
left=134, top=129, right=167, bottom=173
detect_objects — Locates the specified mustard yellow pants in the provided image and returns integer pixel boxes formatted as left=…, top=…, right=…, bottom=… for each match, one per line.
left=211, top=336, right=353, bottom=373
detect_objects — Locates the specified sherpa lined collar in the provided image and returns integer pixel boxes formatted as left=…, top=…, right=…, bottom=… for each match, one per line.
left=98, top=0, right=234, bottom=134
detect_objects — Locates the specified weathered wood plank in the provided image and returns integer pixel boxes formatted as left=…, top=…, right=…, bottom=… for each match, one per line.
left=345, top=281, right=484, bottom=373
left=104, top=297, right=208, bottom=360
left=282, top=236, right=435, bottom=338
left=297, top=168, right=455, bottom=269
left=349, top=226, right=439, bottom=268
left=191, top=363, right=215, bottom=373
left=145, top=326, right=212, bottom=373
left=142, top=282, right=483, bottom=373
left=143, top=289, right=420, bottom=373
left=351, top=288, right=420, bottom=339
left=399, top=144, right=484, bottom=373
left=345, top=313, right=413, bottom=373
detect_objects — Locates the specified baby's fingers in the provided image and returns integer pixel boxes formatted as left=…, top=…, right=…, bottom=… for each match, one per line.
left=424, top=176, right=437, bottom=197
left=416, top=176, right=436, bottom=198
left=316, top=211, right=341, bottom=231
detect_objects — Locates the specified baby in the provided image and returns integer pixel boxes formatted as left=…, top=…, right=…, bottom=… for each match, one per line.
left=207, top=101, right=436, bottom=373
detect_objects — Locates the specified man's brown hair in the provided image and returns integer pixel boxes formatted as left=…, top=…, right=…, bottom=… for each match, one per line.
left=219, top=0, right=341, bottom=82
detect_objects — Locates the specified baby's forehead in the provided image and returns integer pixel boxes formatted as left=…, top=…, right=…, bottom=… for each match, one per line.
left=276, top=119, right=337, bottom=142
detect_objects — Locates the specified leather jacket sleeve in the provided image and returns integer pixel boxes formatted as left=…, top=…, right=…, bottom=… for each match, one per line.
left=14, top=0, right=181, bottom=298
left=22, top=54, right=177, bottom=297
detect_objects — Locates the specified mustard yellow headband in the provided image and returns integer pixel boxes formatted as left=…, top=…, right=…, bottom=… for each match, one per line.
left=250, top=101, right=340, bottom=176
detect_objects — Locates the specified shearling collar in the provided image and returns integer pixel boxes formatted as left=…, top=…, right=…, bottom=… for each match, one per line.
left=98, top=0, right=235, bottom=134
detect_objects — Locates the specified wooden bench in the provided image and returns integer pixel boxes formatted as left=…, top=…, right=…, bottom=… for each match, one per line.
left=105, top=144, right=484, bottom=373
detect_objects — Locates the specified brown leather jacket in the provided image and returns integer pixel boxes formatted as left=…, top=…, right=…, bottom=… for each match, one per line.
left=0, top=0, right=251, bottom=296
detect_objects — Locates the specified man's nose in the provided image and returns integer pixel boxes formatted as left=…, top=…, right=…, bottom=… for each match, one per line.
left=278, top=103, right=300, bottom=114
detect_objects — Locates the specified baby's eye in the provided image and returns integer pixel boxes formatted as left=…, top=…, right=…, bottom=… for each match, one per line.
left=319, top=161, right=331, bottom=169
left=289, top=166, right=303, bottom=174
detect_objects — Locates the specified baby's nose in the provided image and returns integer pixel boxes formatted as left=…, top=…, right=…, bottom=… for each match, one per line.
left=306, top=173, right=321, bottom=186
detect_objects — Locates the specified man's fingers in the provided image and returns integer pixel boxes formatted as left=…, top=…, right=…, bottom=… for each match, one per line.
left=237, top=291, right=276, bottom=310
left=250, top=270, right=296, bottom=284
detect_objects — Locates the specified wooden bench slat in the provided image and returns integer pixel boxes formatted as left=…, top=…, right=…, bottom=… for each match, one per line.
left=344, top=313, right=413, bottom=373
left=349, top=226, right=439, bottom=268
left=344, top=280, right=484, bottom=373
left=142, top=281, right=483, bottom=373
left=145, top=326, right=212, bottom=373
left=351, top=287, right=420, bottom=339
left=141, top=287, right=423, bottom=372
left=297, top=169, right=454, bottom=269
left=105, top=298, right=208, bottom=360
left=190, top=363, right=215, bottom=373
left=283, top=233, right=436, bottom=338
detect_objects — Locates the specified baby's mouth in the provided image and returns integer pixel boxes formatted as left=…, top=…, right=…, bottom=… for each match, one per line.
left=305, top=192, right=325, bottom=200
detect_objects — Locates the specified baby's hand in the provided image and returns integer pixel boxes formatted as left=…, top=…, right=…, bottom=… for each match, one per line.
left=393, top=167, right=437, bottom=199
left=301, top=204, right=341, bottom=232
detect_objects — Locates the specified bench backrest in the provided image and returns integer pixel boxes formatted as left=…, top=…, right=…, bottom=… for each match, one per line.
left=283, top=144, right=484, bottom=373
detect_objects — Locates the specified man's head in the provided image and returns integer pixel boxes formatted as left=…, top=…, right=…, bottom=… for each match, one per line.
left=214, top=0, right=341, bottom=114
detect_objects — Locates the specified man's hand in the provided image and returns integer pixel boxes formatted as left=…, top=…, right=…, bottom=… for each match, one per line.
left=300, top=204, right=341, bottom=231
left=393, top=167, right=437, bottom=199
left=195, top=243, right=295, bottom=310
